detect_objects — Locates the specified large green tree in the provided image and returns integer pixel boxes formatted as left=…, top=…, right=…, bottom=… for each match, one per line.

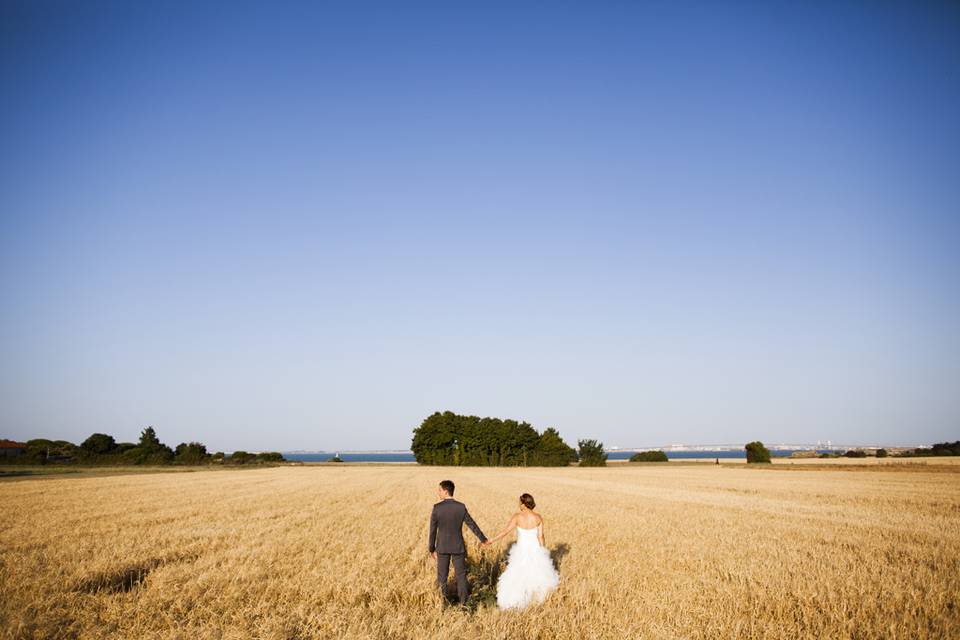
left=174, top=442, right=210, bottom=464
left=530, top=428, right=579, bottom=466
left=577, top=439, right=607, bottom=467
left=124, top=426, right=174, bottom=464
left=139, top=426, right=162, bottom=449
left=745, top=441, right=771, bottom=463
left=411, top=412, right=578, bottom=467
left=81, top=433, right=118, bottom=455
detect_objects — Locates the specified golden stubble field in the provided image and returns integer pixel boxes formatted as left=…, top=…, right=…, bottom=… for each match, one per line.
left=2, top=462, right=958, bottom=640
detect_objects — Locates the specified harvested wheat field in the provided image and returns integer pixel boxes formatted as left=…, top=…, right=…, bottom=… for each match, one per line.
left=2, top=463, right=958, bottom=640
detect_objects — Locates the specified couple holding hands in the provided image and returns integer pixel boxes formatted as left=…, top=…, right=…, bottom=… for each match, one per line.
left=428, top=479, right=559, bottom=610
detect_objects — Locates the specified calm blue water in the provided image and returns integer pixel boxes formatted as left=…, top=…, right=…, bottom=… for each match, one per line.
left=283, top=450, right=830, bottom=462
left=284, top=452, right=416, bottom=462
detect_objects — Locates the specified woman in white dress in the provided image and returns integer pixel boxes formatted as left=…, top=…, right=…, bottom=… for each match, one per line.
left=481, top=493, right=559, bottom=609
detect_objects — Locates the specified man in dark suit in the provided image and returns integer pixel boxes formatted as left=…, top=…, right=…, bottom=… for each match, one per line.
left=429, top=479, right=487, bottom=605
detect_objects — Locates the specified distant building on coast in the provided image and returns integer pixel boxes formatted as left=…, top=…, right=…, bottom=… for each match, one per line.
left=0, top=439, right=26, bottom=458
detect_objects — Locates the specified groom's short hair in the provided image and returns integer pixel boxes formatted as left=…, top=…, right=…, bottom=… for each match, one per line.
left=439, top=480, right=455, bottom=496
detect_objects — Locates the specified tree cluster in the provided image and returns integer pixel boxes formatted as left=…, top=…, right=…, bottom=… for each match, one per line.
left=226, top=450, right=285, bottom=464
left=897, top=441, right=960, bottom=457
left=577, top=439, right=608, bottom=467
left=411, top=411, right=578, bottom=466
left=843, top=449, right=867, bottom=458
left=5, top=427, right=284, bottom=466
left=630, top=450, right=669, bottom=462
left=745, top=441, right=771, bottom=463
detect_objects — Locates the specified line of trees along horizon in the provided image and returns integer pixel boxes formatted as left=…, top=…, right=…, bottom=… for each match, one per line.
left=411, top=411, right=580, bottom=466
left=4, top=427, right=284, bottom=466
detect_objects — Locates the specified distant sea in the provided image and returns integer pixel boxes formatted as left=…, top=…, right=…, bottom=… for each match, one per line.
left=284, top=452, right=416, bottom=463
left=283, top=450, right=831, bottom=463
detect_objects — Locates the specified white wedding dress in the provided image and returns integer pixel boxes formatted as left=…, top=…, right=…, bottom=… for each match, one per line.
left=495, top=525, right=560, bottom=609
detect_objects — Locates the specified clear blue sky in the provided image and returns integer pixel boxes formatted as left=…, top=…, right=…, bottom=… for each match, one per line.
left=1, top=2, right=958, bottom=451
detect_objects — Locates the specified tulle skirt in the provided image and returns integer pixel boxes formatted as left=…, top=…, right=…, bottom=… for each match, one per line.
left=495, top=541, right=560, bottom=609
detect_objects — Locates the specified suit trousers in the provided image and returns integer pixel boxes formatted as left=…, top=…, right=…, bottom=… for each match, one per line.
left=436, top=553, right=468, bottom=604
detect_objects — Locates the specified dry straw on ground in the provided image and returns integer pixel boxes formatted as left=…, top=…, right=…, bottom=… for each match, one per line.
left=2, top=462, right=958, bottom=639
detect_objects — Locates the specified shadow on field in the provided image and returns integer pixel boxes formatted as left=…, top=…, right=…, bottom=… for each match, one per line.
left=76, top=563, right=156, bottom=594
left=74, top=552, right=198, bottom=595
left=462, top=546, right=508, bottom=609
left=550, top=542, right=570, bottom=571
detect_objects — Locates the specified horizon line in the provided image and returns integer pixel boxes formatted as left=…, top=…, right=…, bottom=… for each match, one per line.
left=282, top=442, right=931, bottom=454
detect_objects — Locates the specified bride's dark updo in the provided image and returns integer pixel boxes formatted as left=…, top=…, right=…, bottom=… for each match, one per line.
left=520, top=493, right=536, bottom=509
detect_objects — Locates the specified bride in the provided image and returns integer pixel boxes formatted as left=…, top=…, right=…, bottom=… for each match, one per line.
left=481, top=493, right=559, bottom=609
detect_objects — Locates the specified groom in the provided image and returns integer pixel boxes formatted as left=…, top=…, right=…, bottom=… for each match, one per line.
left=429, top=479, right=487, bottom=605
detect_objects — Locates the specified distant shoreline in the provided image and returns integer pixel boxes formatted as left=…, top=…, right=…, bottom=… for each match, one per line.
left=282, top=444, right=927, bottom=457
left=282, top=449, right=848, bottom=463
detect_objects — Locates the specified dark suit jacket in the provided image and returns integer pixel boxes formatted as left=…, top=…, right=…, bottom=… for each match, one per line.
left=429, top=498, right=487, bottom=554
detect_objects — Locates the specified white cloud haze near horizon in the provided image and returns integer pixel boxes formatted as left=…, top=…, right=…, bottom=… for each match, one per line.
left=1, top=2, right=958, bottom=451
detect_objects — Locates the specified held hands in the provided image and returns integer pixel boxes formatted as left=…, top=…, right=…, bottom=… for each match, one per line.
left=431, top=551, right=437, bottom=560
